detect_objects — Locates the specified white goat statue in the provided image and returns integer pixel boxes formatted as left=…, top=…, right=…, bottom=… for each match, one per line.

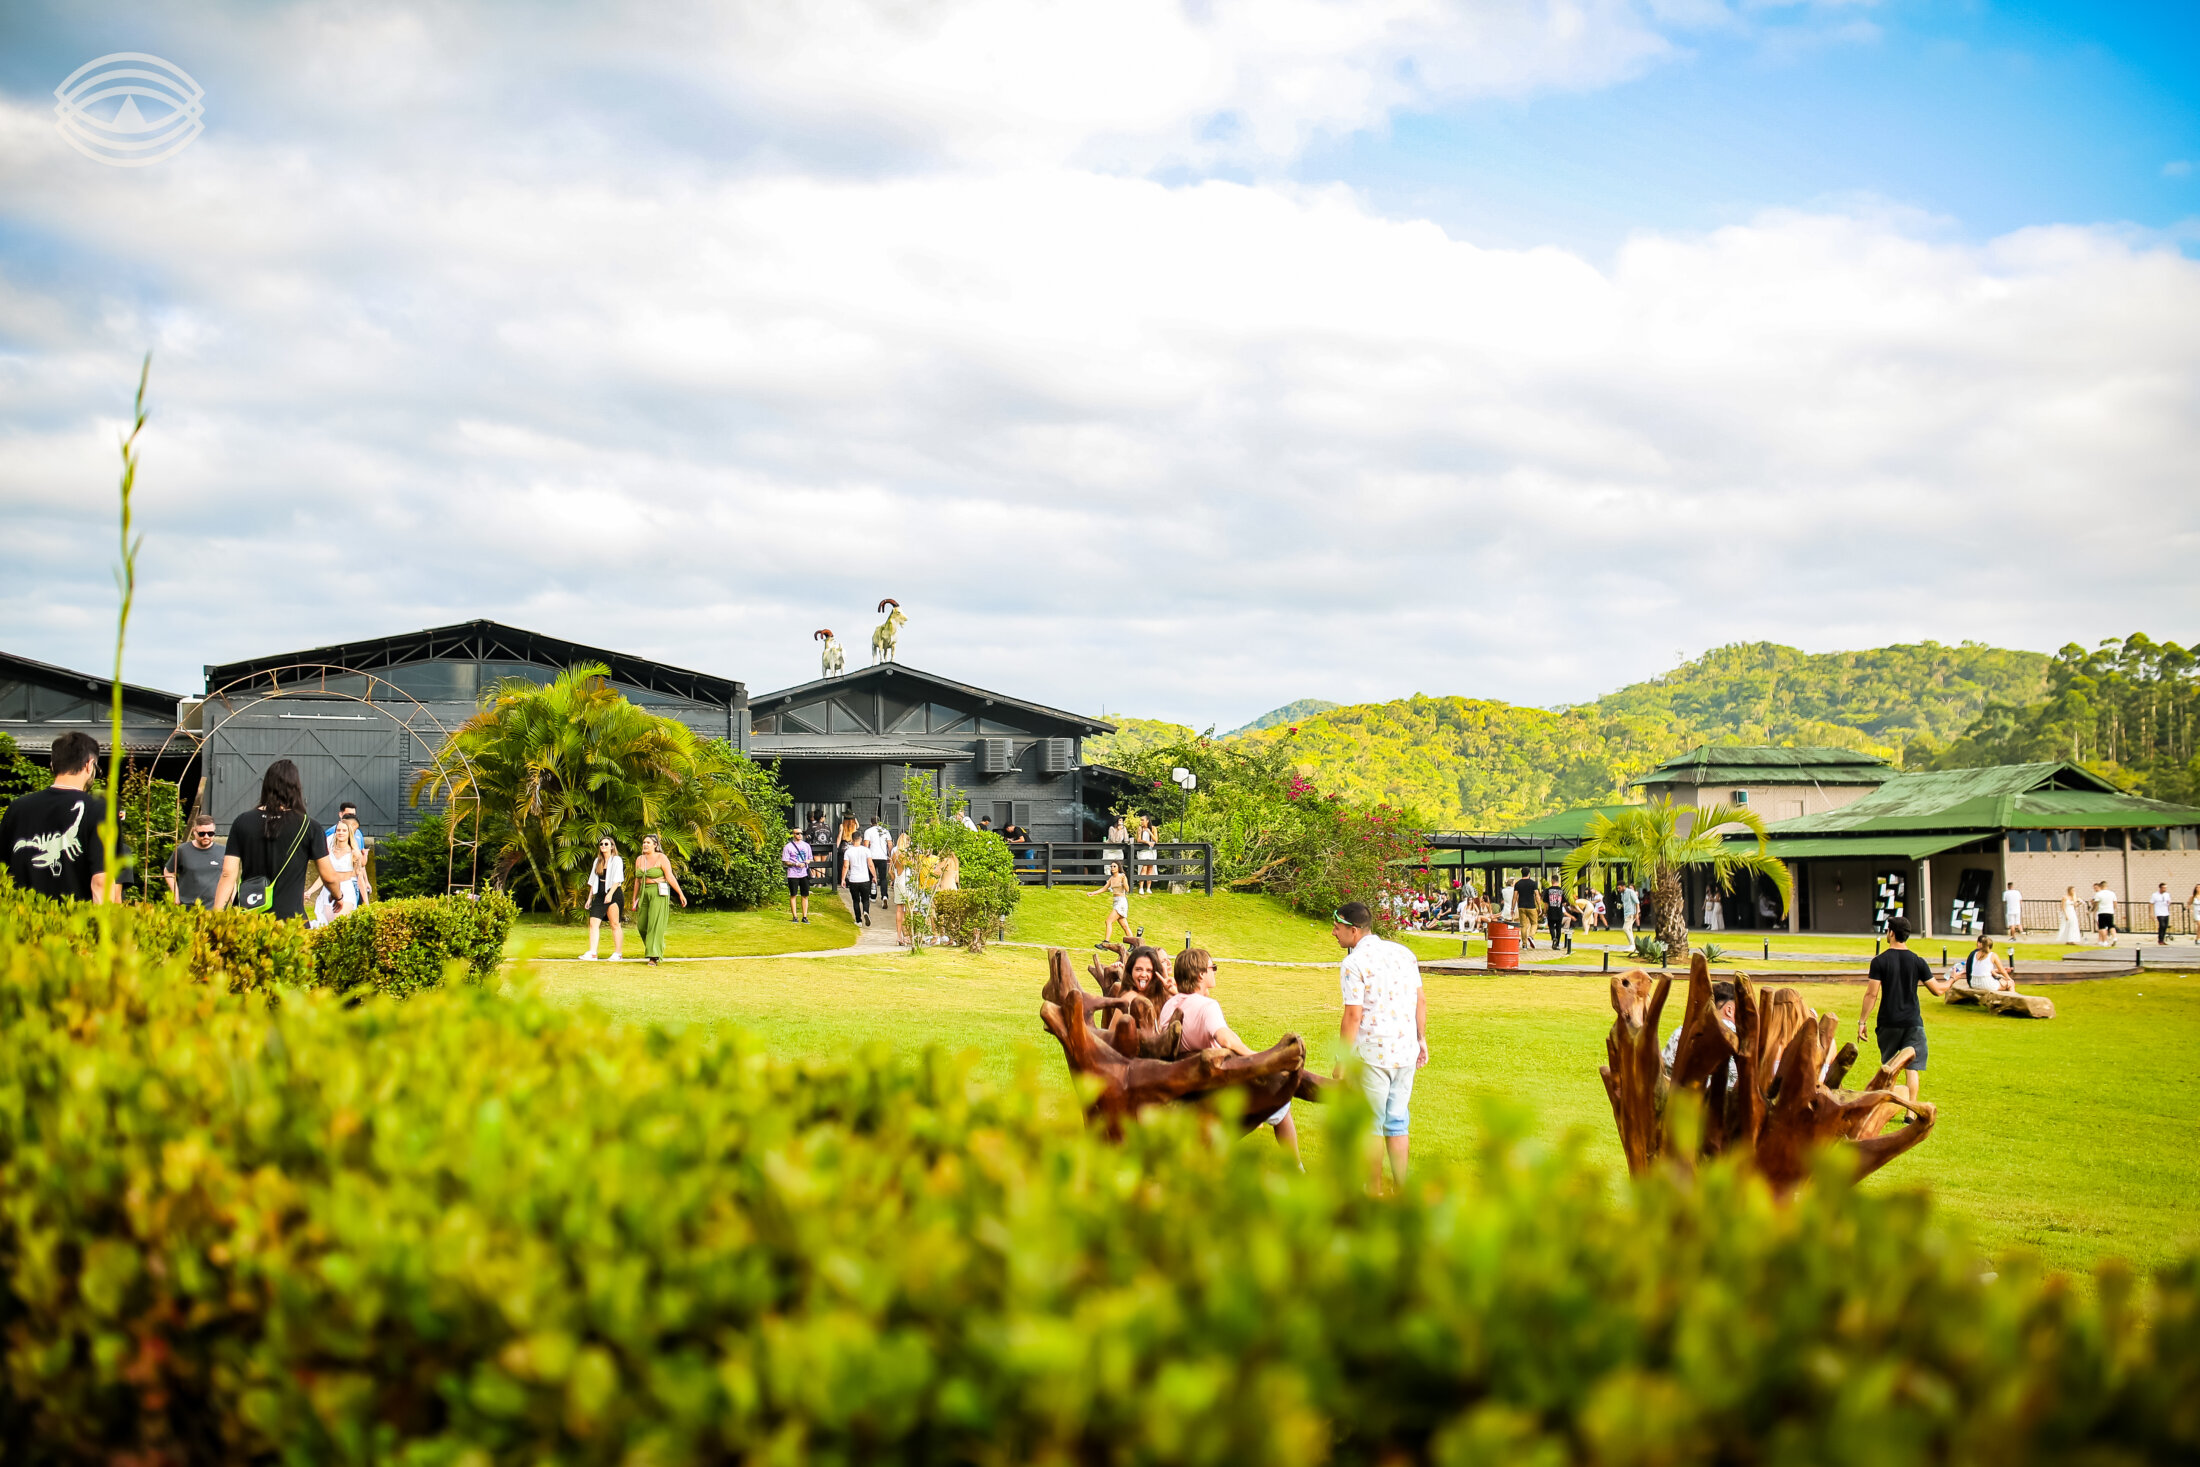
left=871, top=599, right=906, bottom=664
left=815, top=628, right=845, bottom=678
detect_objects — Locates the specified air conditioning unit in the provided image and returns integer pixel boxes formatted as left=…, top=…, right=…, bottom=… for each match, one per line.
left=1040, top=737, right=1073, bottom=773
left=979, top=737, right=1013, bottom=774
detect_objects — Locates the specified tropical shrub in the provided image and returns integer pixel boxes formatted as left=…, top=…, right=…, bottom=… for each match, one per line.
left=1098, top=734, right=1425, bottom=930
left=306, top=892, right=516, bottom=996
left=0, top=879, right=506, bottom=996
left=1561, top=798, right=1789, bottom=963
left=0, top=730, right=45, bottom=823
left=1, top=941, right=2196, bottom=1463
left=682, top=744, right=790, bottom=909
left=902, top=770, right=1020, bottom=929
left=413, top=666, right=767, bottom=915
left=368, top=807, right=465, bottom=899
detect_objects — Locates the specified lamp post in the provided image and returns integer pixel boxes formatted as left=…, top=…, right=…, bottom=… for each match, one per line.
left=1170, top=766, right=1197, bottom=842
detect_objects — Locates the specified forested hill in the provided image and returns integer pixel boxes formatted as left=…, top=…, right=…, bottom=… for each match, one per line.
left=1088, top=640, right=2078, bottom=829
left=1225, top=698, right=1339, bottom=736
left=1576, top=641, right=2052, bottom=756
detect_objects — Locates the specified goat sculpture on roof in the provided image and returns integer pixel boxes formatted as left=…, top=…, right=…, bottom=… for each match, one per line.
left=815, top=628, right=844, bottom=679
left=871, top=599, right=906, bottom=665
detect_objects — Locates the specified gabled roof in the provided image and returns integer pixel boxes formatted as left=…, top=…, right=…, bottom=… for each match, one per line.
left=0, top=649, right=180, bottom=715
left=1506, top=803, right=1640, bottom=838
left=1764, top=762, right=2199, bottom=835
left=201, top=619, right=743, bottom=707
left=1632, top=744, right=1892, bottom=788
left=750, top=662, right=1112, bottom=736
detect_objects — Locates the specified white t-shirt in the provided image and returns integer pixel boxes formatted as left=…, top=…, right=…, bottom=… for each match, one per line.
left=2002, top=889, right=2023, bottom=919
left=842, top=844, right=875, bottom=884
left=2151, top=890, right=2172, bottom=917
left=864, top=824, right=891, bottom=859
left=2095, top=888, right=2118, bottom=915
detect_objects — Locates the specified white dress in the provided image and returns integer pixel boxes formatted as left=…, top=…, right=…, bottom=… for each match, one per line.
left=1703, top=892, right=1725, bottom=930
left=312, top=850, right=364, bottom=927
left=2056, top=899, right=2082, bottom=945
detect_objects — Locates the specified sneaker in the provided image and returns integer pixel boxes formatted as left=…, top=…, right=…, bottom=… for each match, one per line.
left=609, top=954, right=623, bottom=962
left=579, top=952, right=598, bottom=961
left=802, top=916, right=810, bottom=924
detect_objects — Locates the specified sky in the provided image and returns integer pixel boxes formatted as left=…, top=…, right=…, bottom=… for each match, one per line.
left=1, top=0, right=2196, bottom=731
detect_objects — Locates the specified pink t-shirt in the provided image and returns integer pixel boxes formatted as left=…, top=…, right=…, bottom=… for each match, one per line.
left=1158, top=993, right=1228, bottom=1050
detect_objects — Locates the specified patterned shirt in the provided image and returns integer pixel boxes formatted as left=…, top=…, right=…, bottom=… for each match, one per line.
left=780, top=840, right=812, bottom=878
left=1340, top=932, right=1422, bottom=1069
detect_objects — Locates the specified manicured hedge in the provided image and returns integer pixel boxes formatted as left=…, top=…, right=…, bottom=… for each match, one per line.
left=0, top=880, right=512, bottom=996
left=308, top=892, right=516, bottom=996
left=0, top=941, right=2193, bottom=1463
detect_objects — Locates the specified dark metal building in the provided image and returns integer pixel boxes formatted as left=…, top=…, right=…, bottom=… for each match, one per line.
left=0, top=649, right=184, bottom=772
left=747, top=663, right=1112, bottom=839
left=193, top=620, right=746, bottom=837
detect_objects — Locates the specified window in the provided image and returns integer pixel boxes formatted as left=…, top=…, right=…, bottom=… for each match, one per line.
left=750, top=715, right=776, bottom=735
left=2175, top=828, right=2199, bottom=851
left=782, top=704, right=827, bottom=734
left=1731, top=790, right=1750, bottom=805
left=2080, top=829, right=2122, bottom=850
left=928, top=703, right=972, bottom=734
left=828, top=701, right=868, bottom=734
left=2008, top=830, right=2053, bottom=853
left=2130, top=827, right=2171, bottom=851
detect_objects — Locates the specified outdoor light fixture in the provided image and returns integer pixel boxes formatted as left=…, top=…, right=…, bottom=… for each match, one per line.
left=1170, top=767, right=1197, bottom=842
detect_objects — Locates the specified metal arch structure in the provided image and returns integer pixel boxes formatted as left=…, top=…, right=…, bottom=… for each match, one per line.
left=147, top=663, right=488, bottom=895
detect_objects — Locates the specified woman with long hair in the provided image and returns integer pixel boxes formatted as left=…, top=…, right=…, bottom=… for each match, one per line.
left=214, top=759, right=350, bottom=920
left=582, top=834, right=626, bottom=960
left=1134, top=814, right=1159, bottom=896
left=1119, top=944, right=1171, bottom=1009
left=309, top=823, right=368, bottom=928
left=2056, top=885, right=2083, bottom=945
left=1091, top=862, right=1132, bottom=943
left=890, top=833, right=914, bottom=945
left=633, top=834, right=686, bottom=965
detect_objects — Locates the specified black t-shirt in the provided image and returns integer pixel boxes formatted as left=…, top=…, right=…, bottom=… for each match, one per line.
left=1869, top=947, right=1933, bottom=1029
left=1514, top=877, right=1538, bottom=905
left=0, top=786, right=116, bottom=900
left=226, top=807, right=330, bottom=919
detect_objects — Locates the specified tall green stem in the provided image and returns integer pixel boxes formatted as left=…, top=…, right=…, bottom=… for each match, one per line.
left=98, top=355, right=150, bottom=931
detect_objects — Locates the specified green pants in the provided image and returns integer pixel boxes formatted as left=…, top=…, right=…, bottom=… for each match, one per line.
left=638, top=888, right=671, bottom=959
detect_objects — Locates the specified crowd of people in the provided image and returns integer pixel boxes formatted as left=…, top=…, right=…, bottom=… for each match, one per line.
left=1383, top=876, right=1649, bottom=953
left=779, top=806, right=970, bottom=948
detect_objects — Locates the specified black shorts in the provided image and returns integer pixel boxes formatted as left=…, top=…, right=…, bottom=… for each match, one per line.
left=786, top=875, right=810, bottom=896
left=1875, top=1022, right=1927, bottom=1073
left=2097, top=912, right=2115, bottom=930
left=588, top=890, right=622, bottom=920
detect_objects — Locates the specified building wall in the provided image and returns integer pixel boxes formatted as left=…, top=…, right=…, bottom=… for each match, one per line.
left=2005, top=849, right=2200, bottom=927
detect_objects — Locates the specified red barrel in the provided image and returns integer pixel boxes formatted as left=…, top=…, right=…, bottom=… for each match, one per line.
left=1486, top=920, right=1520, bottom=970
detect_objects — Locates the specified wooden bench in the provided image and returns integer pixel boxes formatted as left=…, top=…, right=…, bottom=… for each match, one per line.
left=1945, top=986, right=2055, bottom=1019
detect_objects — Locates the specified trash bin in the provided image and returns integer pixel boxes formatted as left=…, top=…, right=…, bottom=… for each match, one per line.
left=1487, top=920, right=1520, bottom=970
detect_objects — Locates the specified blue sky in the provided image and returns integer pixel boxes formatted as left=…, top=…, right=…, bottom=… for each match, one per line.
left=0, top=2, right=2195, bottom=727
left=1312, top=2, right=2200, bottom=254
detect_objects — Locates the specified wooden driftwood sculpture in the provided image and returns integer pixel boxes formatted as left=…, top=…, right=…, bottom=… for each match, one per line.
left=1039, top=948, right=1330, bottom=1136
left=1945, top=987, right=2056, bottom=1019
left=1603, top=955, right=1937, bottom=1195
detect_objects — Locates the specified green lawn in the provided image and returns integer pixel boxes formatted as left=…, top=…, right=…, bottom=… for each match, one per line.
left=508, top=901, right=858, bottom=958
left=516, top=941, right=2199, bottom=1278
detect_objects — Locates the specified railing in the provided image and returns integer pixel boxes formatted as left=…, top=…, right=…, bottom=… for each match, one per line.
left=2018, top=898, right=2190, bottom=935
left=1007, top=842, right=1214, bottom=896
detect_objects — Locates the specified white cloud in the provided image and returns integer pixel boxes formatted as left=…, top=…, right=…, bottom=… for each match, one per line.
left=1, top=2, right=2194, bottom=731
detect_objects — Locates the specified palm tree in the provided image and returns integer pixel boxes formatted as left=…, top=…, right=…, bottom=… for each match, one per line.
left=413, top=663, right=765, bottom=915
left=1559, top=798, right=1790, bottom=963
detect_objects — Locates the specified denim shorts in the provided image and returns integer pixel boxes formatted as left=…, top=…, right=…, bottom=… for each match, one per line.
left=1876, top=1022, right=1927, bottom=1073
left=1358, top=1061, right=1416, bottom=1137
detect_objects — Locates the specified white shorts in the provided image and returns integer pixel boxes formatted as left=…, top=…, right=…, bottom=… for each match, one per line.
left=1113, top=896, right=1128, bottom=916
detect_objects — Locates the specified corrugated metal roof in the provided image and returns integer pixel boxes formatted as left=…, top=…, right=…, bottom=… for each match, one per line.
left=1507, top=803, right=1639, bottom=837
left=1631, top=744, right=1892, bottom=788
left=746, top=736, right=960, bottom=763
left=1760, top=833, right=1982, bottom=861
left=1762, top=762, right=2198, bottom=836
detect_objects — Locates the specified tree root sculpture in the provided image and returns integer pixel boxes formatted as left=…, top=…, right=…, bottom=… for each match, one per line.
left=1039, top=948, right=1330, bottom=1137
left=1603, top=954, right=1936, bottom=1196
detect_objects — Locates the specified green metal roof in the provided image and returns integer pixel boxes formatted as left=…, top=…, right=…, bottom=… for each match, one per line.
left=1758, top=833, right=1983, bottom=862
left=1762, top=762, right=2200, bottom=836
left=1506, top=803, right=1639, bottom=838
left=1630, top=744, right=1892, bottom=788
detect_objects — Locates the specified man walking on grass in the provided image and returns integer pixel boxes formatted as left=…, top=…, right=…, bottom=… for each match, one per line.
left=2152, top=882, right=2172, bottom=945
left=1331, top=900, right=1427, bottom=1195
left=1857, top=915, right=1950, bottom=1111
left=2002, top=880, right=2024, bottom=937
